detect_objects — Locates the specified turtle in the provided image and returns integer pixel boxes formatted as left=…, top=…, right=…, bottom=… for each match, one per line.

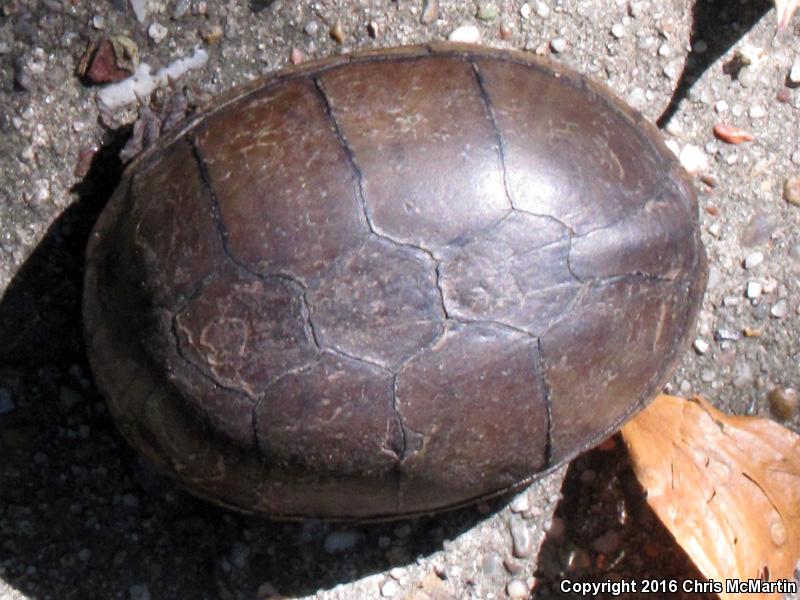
left=83, top=43, right=707, bottom=520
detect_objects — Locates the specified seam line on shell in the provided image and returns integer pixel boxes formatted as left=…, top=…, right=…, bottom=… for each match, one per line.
left=535, top=337, right=555, bottom=468
left=469, top=61, right=514, bottom=213
left=311, top=76, right=378, bottom=235
left=470, top=60, right=578, bottom=236
left=311, top=76, right=447, bottom=266
left=169, top=312, right=257, bottom=403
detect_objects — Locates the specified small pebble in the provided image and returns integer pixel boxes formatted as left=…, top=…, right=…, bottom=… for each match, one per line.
left=741, top=212, right=780, bottom=247
left=723, top=296, right=740, bottom=307
left=534, top=0, right=550, bottom=18
left=743, top=251, right=764, bottom=269
left=507, top=579, right=528, bottom=599
left=611, top=24, right=625, bottom=38
left=92, top=15, right=105, bottom=30
left=592, top=530, right=620, bottom=554
left=201, top=25, right=223, bottom=44
left=289, top=47, right=304, bottom=65
left=0, top=389, right=14, bottom=414
left=380, top=580, right=398, bottom=597
left=499, top=20, right=513, bottom=40
left=746, top=281, right=762, bottom=299
left=715, top=100, right=729, bottom=113
left=482, top=552, right=505, bottom=578
left=329, top=20, right=345, bottom=44
left=510, top=520, right=533, bottom=558
left=148, top=22, right=167, bottom=43
left=748, top=104, right=766, bottom=119
left=693, top=339, right=709, bottom=354
left=714, top=328, right=739, bottom=342
left=738, top=66, right=757, bottom=88
left=658, top=43, right=670, bottom=57
left=173, top=0, right=190, bottom=19
left=509, top=492, right=530, bottom=513
left=768, top=387, right=798, bottom=420
left=550, top=37, right=567, bottom=53
left=791, top=150, right=800, bottom=165
left=420, top=0, right=438, bottom=24
left=129, top=584, right=151, bottom=600
left=789, top=60, right=800, bottom=85
left=700, top=368, right=715, bottom=383
left=130, top=0, right=149, bottom=23
left=324, top=531, right=360, bottom=553
left=304, top=20, right=319, bottom=36
left=448, top=25, right=480, bottom=44
left=520, top=3, right=531, bottom=18
left=678, top=144, right=708, bottom=175
left=476, top=3, right=498, bottom=21
left=770, top=299, right=788, bottom=319
left=784, top=175, right=800, bottom=207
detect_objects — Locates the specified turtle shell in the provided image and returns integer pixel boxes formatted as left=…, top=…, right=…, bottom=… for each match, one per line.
left=84, top=43, right=707, bottom=520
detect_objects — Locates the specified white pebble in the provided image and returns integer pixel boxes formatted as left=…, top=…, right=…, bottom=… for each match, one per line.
left=693, top=339, right=710, bottom=354
left=534, top=0, right=550, bottom=18
left=508, top=579, right=528, bottom=599
left=550, top=37, right=567, bottom=53
left=520, top=3, right=531, bottom=19
left=148, top=22, right=168, bottom=43
left=97, top=48, right=208, bottom=110
left=715, top=100, right=729, bottom=113
left=611, top=23, right=625, bottom=38
left=130, top=0, right=149, bottom=23
left=92, top=15, right=105, bottom=30
left=770, top=299, right=788, bottom=318
left=448, top=25, right=481, bottom=44
left=744, top=251, right=764, bottom=269
left=707, top=223, right=721, bottom=238
left=746, top=281, right=762, bottom=299
left=790, top=61, right=800, bottom=85
left=324, top=531, right=360, bottom=554
left=380, top=580, right=398, bottom=597
left=664, top=139, right=680, bottom=156
left=658, top=43, right=671, bottom=57
left=749, top=105, right=766, bottom=119
left=304, top=20, right=318, bottom=35
left=509, top=492, right=530, bottom=513
left=678, top=144, right=709, bottom=175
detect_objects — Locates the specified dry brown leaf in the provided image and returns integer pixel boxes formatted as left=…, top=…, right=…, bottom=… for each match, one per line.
left=775, top=0, right=799, bottom=30
left=622, top=395, right=800, bottom=599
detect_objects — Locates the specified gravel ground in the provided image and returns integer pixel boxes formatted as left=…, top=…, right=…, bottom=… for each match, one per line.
left=1, top=1, right=799, bottom=599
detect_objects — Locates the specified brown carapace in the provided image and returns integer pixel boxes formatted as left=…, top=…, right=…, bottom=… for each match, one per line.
left=84, top=43, right=707, bottom=520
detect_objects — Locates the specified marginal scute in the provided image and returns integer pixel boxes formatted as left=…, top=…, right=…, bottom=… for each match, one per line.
left=439, top=211, right=577, bottom=334
left=475, top=58, right=667, bottom=235
left=318, top=56, right=509, bottom=249
left=395, top=323, right=548, bottom=512
left=174, top=267, right=317, bottom=398
left=308, top=237, right=443, bottom=368
left=196, top=78, right=367, bottom=281
left=130, top=140, right=225, bottom=309
left=540, top=276, right=694, bottom=464
left=251, top=352, right=401, bottom=518
left=569, top=187, right=695, bottom=281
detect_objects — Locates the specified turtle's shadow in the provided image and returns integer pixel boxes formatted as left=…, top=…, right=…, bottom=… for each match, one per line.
left=657, top=0, right=773, bottom=128
left=0, top=131, right=492, bottom=600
